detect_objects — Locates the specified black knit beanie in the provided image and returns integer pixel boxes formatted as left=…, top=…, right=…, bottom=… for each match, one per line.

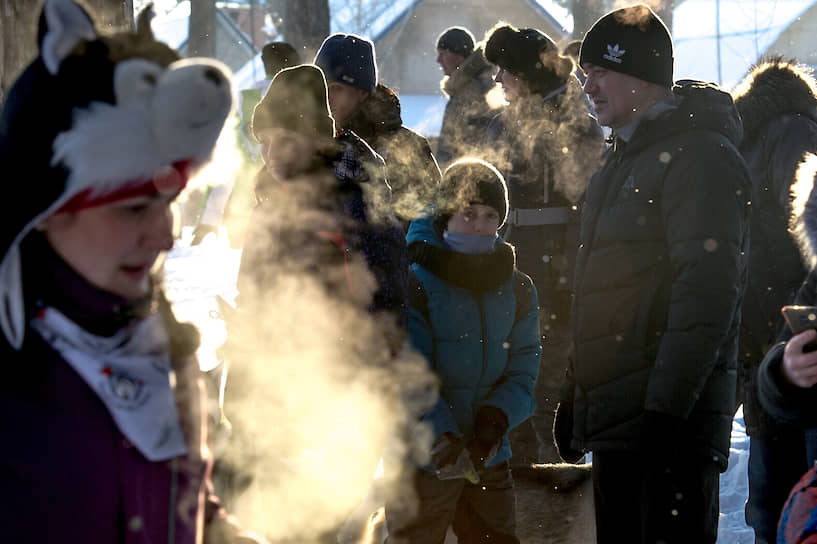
left=440, top=159, right=508, bottom=227
left=579, top=4, right=673, bottom=87
left=436, top=27, right=475, bottom=58
left=484, top=24, right=572, bottom=96
left=252, top=64, right=335, bottom=140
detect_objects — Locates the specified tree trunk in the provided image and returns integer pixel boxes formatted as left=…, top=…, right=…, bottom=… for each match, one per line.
left=571, top=0, right=607, bottom=40
left=571, top=0, right=674, bottom=39
left=189, top=0, right=216, bottom=58
left=0, top=0, right=132, bottom=106
left=281, top=0, right=329, bottom=62
left=82, top=0, right=133, bottom=32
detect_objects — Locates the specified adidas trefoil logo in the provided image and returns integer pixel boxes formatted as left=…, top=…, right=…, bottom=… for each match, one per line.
left=603, top=44, right=626, bottom=64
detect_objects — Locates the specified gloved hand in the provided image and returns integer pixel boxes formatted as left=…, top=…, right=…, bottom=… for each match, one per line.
left=431, top=433, right=479, bottom=483
left=553, top=402, right=583, bottom=463
left=468, top=406, right=508, bottom=470
left=430, top=432, right=465, bottom=470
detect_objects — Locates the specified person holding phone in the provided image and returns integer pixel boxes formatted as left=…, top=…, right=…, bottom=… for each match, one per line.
left=758, top=277, right=817, bottom=544
left=758, top=278, right=817, bottom=460
left=756, top=161, right=817, bottom=543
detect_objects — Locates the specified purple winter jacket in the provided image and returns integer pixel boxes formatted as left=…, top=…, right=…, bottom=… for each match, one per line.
left=0, top=234, right=255, bottom=543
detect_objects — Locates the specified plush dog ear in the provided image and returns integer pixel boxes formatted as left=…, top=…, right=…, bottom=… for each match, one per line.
left=135, top=3, right=157, bottom=42
left=40, top=0, right=96, bottom=75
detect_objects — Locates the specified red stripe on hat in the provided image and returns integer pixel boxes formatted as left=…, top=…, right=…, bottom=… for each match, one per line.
left=56, top=160, right=193, bottom=214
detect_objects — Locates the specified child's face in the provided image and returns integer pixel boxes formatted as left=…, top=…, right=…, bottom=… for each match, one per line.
left=447, top=204, right=500, bottom=236
left=256, top=127, right=319, bottom=181
left=41, top=192, right=178, bottom=300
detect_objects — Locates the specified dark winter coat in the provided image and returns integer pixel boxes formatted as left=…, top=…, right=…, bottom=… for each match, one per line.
left=732, top=59, right=817, bottom=436
left=346, top=83, right=442, bottom=228
left=0, top=233, right=254, bottom=543
left=563, top=81, right=751, bottom=470
left=239, top=144, right=408, bottom=331
left=437, top=47, right=497, bottom=167
left=483, top=77, right=603, bottom=315
left=406, top=214, right=541, bottom=467
left=757, top=156, right=817, bottom=454
left=757, top=271, right=817, bottom=434
left=331, top=131, right=409, bottom=325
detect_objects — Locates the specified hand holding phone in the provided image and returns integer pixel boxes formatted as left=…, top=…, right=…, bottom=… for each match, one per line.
left=782, top=305, right=817, bottom=354
left=782, top=328, right=817, bottom=387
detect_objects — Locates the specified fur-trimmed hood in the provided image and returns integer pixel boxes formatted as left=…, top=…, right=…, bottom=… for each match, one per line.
left=441, top=47, right=494, bottom=99
left=345, top=83, right=402, bottom=141
left=733, top=57, right=817, bottom=141
left=790, top=153, right=817, bottom=268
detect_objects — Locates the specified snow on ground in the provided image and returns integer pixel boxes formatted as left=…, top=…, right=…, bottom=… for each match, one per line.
left=719, top=406, right=754, bottom=543
left=164, top=231, right=754, bottom=542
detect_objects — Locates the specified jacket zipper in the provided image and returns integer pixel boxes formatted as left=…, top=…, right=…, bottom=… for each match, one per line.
left=476, top=294, right=488, bottom=417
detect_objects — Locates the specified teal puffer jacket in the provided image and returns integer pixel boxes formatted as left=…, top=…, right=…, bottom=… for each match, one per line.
left=406, top=214, right=541, bottom=467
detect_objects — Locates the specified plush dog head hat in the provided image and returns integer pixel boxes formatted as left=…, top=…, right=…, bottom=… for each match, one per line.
left=0, top=0, right=233, bottom=348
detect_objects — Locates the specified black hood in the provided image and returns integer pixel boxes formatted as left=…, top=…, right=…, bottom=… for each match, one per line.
left=628, top=80, right=744, bottom=154
left=345, top=83, right=402, bottom=141
left=733, top=57, right=817, bottom=141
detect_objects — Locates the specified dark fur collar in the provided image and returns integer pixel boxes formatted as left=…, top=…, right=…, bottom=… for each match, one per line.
left=409, top=240, right=515, bottom=291
left=441, top=47, right=492, bottom=98
left=733, top=56, right=817, bottom=141
left=790, top=154, right=817, bottom=269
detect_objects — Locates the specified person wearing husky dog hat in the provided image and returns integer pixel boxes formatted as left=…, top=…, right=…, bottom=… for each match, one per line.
left=731, top=56, right=817, bottom=544
left=385, top=159, right=541, bottom=543
left=0, top=1, right=261, bottom=542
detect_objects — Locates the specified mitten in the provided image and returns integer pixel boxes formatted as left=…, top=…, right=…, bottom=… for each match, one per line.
left=468, top=406, right=509, bottom=470
left=430, top=433, right=465, bottom=470
left=553, top=402, right=583, bottom=463
left=431, top=433, right=479, bottom=483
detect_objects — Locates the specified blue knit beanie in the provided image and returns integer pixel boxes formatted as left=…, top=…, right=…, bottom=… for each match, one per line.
left=314, top=33, right=377, bottom=93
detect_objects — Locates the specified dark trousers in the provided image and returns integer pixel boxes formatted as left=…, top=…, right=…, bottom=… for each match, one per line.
left=746, top=429, right=811, bottom=544
left=592, top=450, right=720, bottom=544
left=385, top=462, right=518, bottom=544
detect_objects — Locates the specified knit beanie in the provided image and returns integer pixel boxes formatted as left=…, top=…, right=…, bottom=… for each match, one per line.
left=261, top=41, right=301, bottom=77
left=436, top=27, right=475, bottom=58
left=440, top=159, right=509, bottom=227
left=579, top=4, right=673, bottom=87
left=252, top=64, right=335, bottom=140
left=484, top=24, right=573, bottom=96
left=314, top=33, right=377, bottom=93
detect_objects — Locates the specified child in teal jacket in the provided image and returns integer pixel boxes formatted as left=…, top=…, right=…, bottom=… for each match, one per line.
left=386, top=159, right=541, bottom=543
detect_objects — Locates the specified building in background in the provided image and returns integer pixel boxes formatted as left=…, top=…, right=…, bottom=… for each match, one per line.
left=151, top=0, right=817, bottom=138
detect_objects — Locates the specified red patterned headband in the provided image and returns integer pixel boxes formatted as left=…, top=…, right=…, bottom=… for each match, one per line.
left=56, top=159, right=193, bottom=214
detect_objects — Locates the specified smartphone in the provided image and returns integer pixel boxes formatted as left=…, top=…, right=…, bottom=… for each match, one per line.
left=781, top=305, right=817, bottom=335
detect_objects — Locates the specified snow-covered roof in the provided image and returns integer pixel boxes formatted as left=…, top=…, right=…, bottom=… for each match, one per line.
left=329, top=0, right=571, bottom=43
left=673, top=0, right=813, bottom=91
